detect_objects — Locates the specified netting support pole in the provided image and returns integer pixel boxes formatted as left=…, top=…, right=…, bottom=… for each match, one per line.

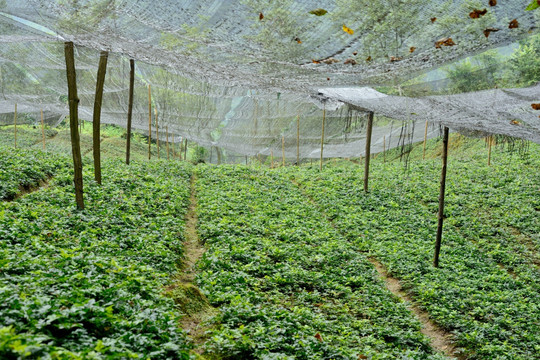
left=166, top=126, right=170, bottom=161
left=64, top=41, right=84, bottom=210
left=155, top=107, right=159, bottom=160
left=217, top=148, right=222, bottom=165
left=282, top=136, right=285, bottom=167
left=364, top=111, right=374, bottom=192
left=271, top=150, right=274, bottom=169
left=41, top=109, right=45, bottom=150
left=423, top=120, right=428, bottom=160
left=433, top=126, right=449, bottom=268
left=320, top=105, right=326, bottom=171
left=245, top=155, right=248, bottom=166
left=178, top=137, right=183, bottom=160
left=487, top=135, right=493, bottom=166
left=183, top=138, right=187, bottom=161
left=93, top=51, right=108, bottom=185
left=296, top=115, right=300, bottom=166
left=126, top=59, right=134, bottom=165
left=383, top=135, right=386, bottom=163
left=13, top=103, right=17, bottom=148
left=148, top=85, right=152, bottom=160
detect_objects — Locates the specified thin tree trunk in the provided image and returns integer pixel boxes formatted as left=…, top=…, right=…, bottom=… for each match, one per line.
left=487, top=135, right=492, bottom=166
left=126, top=59, right=134, bottom=165
left=423, top=120, right=428, bottom=160
left=13, top=103, right=17, bottom=148
left=296, top=115, right=300, bottom=166
left=320, top=105, right=326, bottom=171
left=155, top=107, right=159, bottom=159
left=93, top=51, right=108, bottom=185
left=148, top=85, right=152, bottom=160
left=166, top=126, right=170, bottom=161
left=364, top=112, right=374, bottom=192
left=64, top=41, right=84, bottom=209
left=184, top=138, right=187, bottom=161
left=282, top=135, right=285, bottom=167
left=41, top=109, right=46, bottom=150
left=433, top=127, right=449, bottom=267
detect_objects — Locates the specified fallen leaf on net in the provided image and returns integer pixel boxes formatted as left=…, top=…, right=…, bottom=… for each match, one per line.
left=309, top=8, right=328, bottom=16
left=510, top=120, right=520, bottom=125
left=327, top=77, right=330, bottom=80
left=390, top=56, right=402, bottom=62
left=431, top=17, right=437, bottom=23
left=322, top=57, right=340, bottom=64
left=531, top=103, right=540, bottom=110
left=315, top=333, right=323, bottom=342
left=409, top=46, right=416, bottom=53
left=343, top=24, right=354, bottom=35
left=366, top=56, right=372, bottom=62
left=353, top=51, right=358, bottom=56
left=259, top=12, right=264, bottom=20
left=489, top=0, right=497, bottom=6
left=294, top=37, right=302, bottom=44
left=483, top=28, right=500, bottom=37
left=509, top=19, right=519, bottom=29
left=469, top=9, right=488, bottom=18
left=344, top=58, right=357, bottom=65
left=435, top=37, right=456, bottom=48
left=312, top=59, right=321, bottom=64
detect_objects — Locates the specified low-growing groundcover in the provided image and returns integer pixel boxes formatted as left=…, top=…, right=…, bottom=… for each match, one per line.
left=0, top=159, right=194, bottom=359
left=195, top=166, right=447, bottom=359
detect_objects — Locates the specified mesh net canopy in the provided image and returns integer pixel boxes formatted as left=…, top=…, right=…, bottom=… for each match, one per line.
left=0, top=0, right=539, bottom=160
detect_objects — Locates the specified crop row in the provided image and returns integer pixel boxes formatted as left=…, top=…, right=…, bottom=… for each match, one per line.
left=287, top=146, right=540, bottom=359
left=195, top=165, right=447, bottom=359
left=0, top=159, right=194, bottom=359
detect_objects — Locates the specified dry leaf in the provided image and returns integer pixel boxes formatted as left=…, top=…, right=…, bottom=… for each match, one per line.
left=431, top=17, right=437, bottom=23
left=327, top=77, right=330, bottom=80
left=532, top=103, right=540, bottom=110
left=483, top=27, right=500, bottom=37
left=343, top=24, right=354, bottom=35
left=353, top=51, right=358, bottom=56
left=313, top=303, right=323, bottom=307
left=312, top=59, right=321, bottom=64
left=509, top=19, right=519, bottom=28
left=259, top=12, right=264, bottom=20
left=309, top=8, right=328, bottom=16
left=294, top=37, right=302, bottom=44
left=470, top=9, right=488, bottom=18
left=322, top=57, right=339, bottom=64
left=409, top=46, right=416, bottom=53
left=489, top=0, right=497, bottom=6
left=315, top=333, right=323, bottom=342
left=358, top=355, right=368, bottom=360
left=390, top=56, right=402, bottom=62
left=366, top=56, right=372, bottom=62
left=344, top=58, right=357, bottom=65
left=510, top=120, right=520, bottom=125
left=435, top=37, right=456, bottom=48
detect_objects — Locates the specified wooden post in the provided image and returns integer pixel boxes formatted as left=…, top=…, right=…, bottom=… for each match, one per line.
left=320, top=105, right=326, bottom=171
left=383, top=135, right=386, bottom=163
left=64, top=41, right=84, bottom=209
left=93, top=51, right=108, bottom=185
left=166, top=126, right=170, bottom=161
left=13, top=103, right=17, bottom=148
left=245, top=155, right=248, bottom=166
left=126, top=59, right=134, bottom=165
left=183, top=138, right=187, bottom=161
left=41, top=109, right=45, bottom=150
left=148, top=85, right=152, bottom=160
left=487, top=135, right=493, bottom=166
left=178, top=137, right=183, bottom=160
left=282, top=135, right=285, bottom=167
left=433, top=127, right=449, bottom=268
left=364, top=111, right=374, bottom=192
left=270, top=150, right=274, bottom=169
left=423, top=120, right=428, bottom=160
left=217, top=147, right=222, bottom=165
left=296, top=115, right=300, bottom=166
left=155, top=107, right=160, bottom=159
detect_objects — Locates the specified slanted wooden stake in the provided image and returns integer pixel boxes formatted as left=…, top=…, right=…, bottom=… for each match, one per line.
left=41, top=109, right=46, bottom=150
left=320, top=105, right=326, bottom=171
left=166, top=126, right=170, bottom=161
left=433, top=126, right=449, bottom=268
left=64, top=41, right=84, bottom=209
left=282, top=135, right=285, bottom=167
left=364, top=111, right=374, bottom=192
left=126, top=59, right=134, bottom=165
left=13, top=103, right=17, bottom=148
left=296, top=115, right=300, bottom=166
left=487, top=135, right=493, bottom=166
left=93, top=51, right=108, bottom=185
left=155, top=107, right=160, bottom=159
left=423, top=120, right=428, bottom=160
left=148, top=85, right=152, bottom=160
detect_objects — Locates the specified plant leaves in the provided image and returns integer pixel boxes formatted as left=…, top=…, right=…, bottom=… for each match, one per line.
left=342, top=24, right=354, bottom=35
left=309, top=8, right=328, bottom=16
left=525, top=0, right=540, bottom=11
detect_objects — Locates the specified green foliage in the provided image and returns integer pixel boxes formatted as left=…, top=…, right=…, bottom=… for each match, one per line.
left=526, top=0, right=540, bottom=11
left=192, top=145, right=208, bottom=164
left=509, top=34, right=540, bottom=86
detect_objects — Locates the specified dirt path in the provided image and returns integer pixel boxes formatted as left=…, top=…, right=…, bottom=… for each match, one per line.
left=6, top=178, right=51, bottom=202
left=290, top=177, right=460, bottom=359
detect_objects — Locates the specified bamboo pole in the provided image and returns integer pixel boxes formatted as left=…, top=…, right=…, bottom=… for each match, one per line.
left=13, top=103, right=17, bottom=148
left=155, top=106, right=159, bottom=159
left=41, top=109, right=45, bottom=150
left=320, top=105, right=326, bottom=171
left=126, top=59, right=134, bottom=165
left=423, top=120, right=428, bottom=160
left=148, top=85, right=152, bottom=160
left=487, top=135, right=493, bottom=166
left=166, top=126, right=170, bottom=161
left=364, top=111, right=374, bottom=192
left=282, top=135, right=285, bottom=167
left=296, top=115, right=300, bottom=166
left=433, top=127, right=449, bottom=268
left=93, top=51, right=108, bottom=185
left=64, top=41, right=84, bottom=209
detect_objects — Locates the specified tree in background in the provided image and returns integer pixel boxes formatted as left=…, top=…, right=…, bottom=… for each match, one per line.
left=508, top=34, right=540, bottom=87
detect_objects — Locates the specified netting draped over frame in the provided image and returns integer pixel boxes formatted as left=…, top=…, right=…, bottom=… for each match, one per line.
left=0, top=0, right=539, bottom=159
